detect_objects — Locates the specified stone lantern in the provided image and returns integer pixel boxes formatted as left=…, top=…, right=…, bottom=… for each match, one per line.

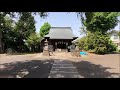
left=43, top=39, right=50, bottom=56
left=73, top=46, right=80, bottom=57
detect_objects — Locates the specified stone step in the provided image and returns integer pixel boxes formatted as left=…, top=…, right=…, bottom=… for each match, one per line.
left=50, top=71, right=78, bottom=74
left=48, top=60, right=82, bottom=78
left=54, top=60, right=72, bottom=64
left=52, top=64, right=74, bottom=67
left=51, top=67, right=78, bottom=72
left=48, top=73, right=81, bottom=78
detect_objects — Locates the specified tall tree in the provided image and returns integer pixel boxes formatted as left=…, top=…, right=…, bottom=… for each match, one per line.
left=0, top=12, right=48, bottom=53
left=14, top=12, right=36, bottom=52
left=40, top=22, right=51, bottom=37
left=0, top=13, right=15, bottom=53
left=77, top=12, right=119, bottom=54
left=2, top=15, right=15, bottom=50
left=78, top=12, right=120, bottom=33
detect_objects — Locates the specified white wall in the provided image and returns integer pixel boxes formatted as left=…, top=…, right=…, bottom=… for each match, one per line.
left=110, top=32, right=119, bottom=42
left=110, top=32, right=120, bottom=50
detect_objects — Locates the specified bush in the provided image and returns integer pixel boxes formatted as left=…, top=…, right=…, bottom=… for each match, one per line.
left=88, top=31, right=117, bottom=54
left=119, top=49, right=120, bottom=52
left=107, top=40, right=117, bottom=52
left=77, top=36, right=88, bottom=51
left=76, top=31, right=117, bottom=54
left=94, top=46, right=107, bottom=54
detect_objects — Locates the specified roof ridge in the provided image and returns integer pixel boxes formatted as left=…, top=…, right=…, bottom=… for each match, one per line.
left=51, top=27, right=71, bottom=28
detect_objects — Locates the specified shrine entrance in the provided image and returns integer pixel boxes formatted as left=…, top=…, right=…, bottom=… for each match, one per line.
left=57, top=43, right=66, bottom=49
left=41, top=27, right=78, bottom=52
left=55, top=41, right=68, bottom=52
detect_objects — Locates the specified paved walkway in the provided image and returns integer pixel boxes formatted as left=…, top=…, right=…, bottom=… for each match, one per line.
left=48, top=60, right=83, bottom=78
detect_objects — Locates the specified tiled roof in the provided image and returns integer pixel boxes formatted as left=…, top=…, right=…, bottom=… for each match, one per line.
left=44, top=27, right=77, bottom=39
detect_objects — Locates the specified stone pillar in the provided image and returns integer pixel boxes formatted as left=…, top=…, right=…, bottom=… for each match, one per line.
left=43, top=39, right=50, bottom=56
left=74, top=46, right=80, bottom=57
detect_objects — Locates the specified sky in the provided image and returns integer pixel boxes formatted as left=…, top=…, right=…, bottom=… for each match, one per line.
left=34, top=12, right=120, bottom=38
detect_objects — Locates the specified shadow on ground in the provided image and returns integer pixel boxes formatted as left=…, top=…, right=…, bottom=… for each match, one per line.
left=89, top=51, right=120, bottom=55
left=0, top=60, right=54, bottom=78
left=72, top=61, right=120, bottom=78
left=5, top=52, right=41, bottom=55
left=0, top=59, right=119, bottom=78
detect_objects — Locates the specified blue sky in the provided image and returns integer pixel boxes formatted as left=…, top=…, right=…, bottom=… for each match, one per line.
left=34, top=12, right=119, bottom=38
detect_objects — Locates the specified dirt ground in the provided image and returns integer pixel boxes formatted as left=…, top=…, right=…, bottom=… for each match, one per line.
left=0, top=52, right=120, bottom=78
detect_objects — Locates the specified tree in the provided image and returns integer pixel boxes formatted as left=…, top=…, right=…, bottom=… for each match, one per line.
left=87, top=32, right=117, bottom=54
left=78, top=12, right=120, bottom=33
left=14, top=12, right=36, bottom=52
left=77, top=36, right=88, bottom=51
left=0, top=12, right=48, bottom=53
left=26, top=33, right=41, bottom=52
left=118, top=31, right=120, bottom=38
left=0, top=14, right=16, bottom=53
left=40, top=22, right=51, bottom=37
left=15, top=12, right=36, bottom=38
left=3, top=16, right=15, bottom=49
left=76, top=31, right=117, bottom=54
left=0, top=12, right=13, bottom=53
left=76, top=12, right=119, bottom=54
left=79, top=26, right=87, bottom=36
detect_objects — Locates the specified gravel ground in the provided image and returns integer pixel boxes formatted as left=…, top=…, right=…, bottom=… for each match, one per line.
left=0, top=52, right=120, bottom=78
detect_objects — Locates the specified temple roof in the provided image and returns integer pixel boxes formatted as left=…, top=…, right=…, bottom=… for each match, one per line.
left=44, top=27, right=77, bottom=39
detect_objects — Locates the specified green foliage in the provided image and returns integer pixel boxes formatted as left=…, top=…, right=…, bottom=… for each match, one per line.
left=118, top=31, right=120, bottom=38
left=86, top=32, right=95, bottom=50
left=26, top=33, right=41, bottom=46
left=15, top=12, right=36, bottom=38
left=1, top=15, right=17, bottom=51
left=77, top=31, right=117, bottom=54
left=77, top=37, right=88, bottom=51
left=40, top=22, right=51, bottom=37
left=0, top=12, right=48, bottom=53
left=76, top=12, right=119, bottom=54
left=14, top=12, right=36, bottom=52
left=79, top=12, right=120, bottom=33
left=79, top=26, right=87, bottom=36
left=88, top=31, right=117, bottom=54
left=107, top=40, right=117, bottom=52
left=26, top=33, right=41, bottom=52
left=118, top=49, right=120, bottom=52
left=94, top=46, right=107, bottom=54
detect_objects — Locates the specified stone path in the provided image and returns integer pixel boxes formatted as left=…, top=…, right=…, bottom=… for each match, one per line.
left=48, top=60, right=83, bottom=78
